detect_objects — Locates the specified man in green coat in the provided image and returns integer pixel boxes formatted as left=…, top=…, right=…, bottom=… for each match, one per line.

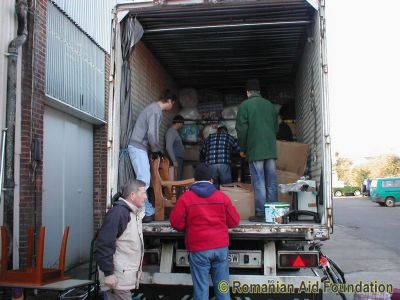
left=236, top=79, right=278, bottom=222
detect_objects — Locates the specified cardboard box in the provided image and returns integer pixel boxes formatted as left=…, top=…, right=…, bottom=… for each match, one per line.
left=276, top=170, right=299, bottom=207
left=220, top=183, right=255, bottom=220
left=276, top=170, right=299, bottom=184
left=184, top=144, right=200, bottom=161
left=276, top=141, right=308, bottom=176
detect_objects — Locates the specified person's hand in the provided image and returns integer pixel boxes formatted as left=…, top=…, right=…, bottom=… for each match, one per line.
left=172, top=161, right=178, bottom=167
left=240, top=151, right=246, bottom=158
left=104, top=274, right=118, bottom=289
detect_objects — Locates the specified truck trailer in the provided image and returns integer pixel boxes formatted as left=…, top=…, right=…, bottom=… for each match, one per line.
left=107, top=0, right=333, bottom=299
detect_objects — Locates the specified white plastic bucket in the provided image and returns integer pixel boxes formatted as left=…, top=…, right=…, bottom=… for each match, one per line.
left=264, top=202, right=290, bottom=224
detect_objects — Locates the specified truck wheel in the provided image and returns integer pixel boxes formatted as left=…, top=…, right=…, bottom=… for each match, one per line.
left=334, top=191, right=342, bottom=197
left=353, top=190, right=361, bottom=196
left=385, top=197, right=395, bottom=207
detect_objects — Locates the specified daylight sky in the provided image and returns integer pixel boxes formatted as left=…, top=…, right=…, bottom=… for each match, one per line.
left=326, top=0, right=400, bottom=164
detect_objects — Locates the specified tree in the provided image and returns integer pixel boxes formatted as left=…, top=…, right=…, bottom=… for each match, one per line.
left=350, top=166, right=370, bottom=187
left=367, top=155, right=400, bottom=179
left=333, top=152, right=353, bottom=184
left=333, top=153, right=400, bottom=188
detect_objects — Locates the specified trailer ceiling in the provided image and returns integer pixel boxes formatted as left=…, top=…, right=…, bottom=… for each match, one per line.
left=129, top=1, right=316, bottom=91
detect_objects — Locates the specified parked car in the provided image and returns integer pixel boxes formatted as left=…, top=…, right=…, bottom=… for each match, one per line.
left=370, top=177, right=400, bottom=207
left=333, top=185, right=361, bottom=197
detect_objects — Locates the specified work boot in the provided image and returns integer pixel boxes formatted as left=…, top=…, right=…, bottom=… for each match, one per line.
left=248, top=215, right=265, bottom=222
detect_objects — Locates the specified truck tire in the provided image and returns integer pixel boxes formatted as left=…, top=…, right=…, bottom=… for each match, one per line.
left=334, top=191, right=342, bottom=197
left=353, top=190, right=361, bottom=196
left=385, top=197, right=395, bottom=207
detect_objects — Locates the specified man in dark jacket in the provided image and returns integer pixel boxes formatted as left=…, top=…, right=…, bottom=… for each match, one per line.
left=95, top=180, right=146, bottom=300
left=277, top=114, right=294, bottom=141
left=170, top=164, right=240, bottom=300
left=236, top=79, right=278, bottom=222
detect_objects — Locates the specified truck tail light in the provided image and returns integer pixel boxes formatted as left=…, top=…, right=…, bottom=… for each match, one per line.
left=278, top=251, right=319, bottom=268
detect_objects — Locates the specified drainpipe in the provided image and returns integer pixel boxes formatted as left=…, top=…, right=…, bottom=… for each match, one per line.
left=4, top=0, right=28, bottom=240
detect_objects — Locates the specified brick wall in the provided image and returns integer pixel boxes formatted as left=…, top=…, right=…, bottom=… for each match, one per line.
left=17, top=0, right=109, bottom=266
left=93, top=53, right=110, bottom=232
left=18, top=0, right=47, bottom=267
left=130, top=41, right=179, bottom=148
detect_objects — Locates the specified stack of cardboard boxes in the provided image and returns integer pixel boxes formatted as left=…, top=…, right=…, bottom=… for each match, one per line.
left=220, top=183, right=255, bottom=220
left=221, top=141, right=309, bottom=220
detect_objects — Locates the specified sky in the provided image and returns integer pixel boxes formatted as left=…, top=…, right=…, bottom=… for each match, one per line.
left=326, top=0, right=400, bottom=165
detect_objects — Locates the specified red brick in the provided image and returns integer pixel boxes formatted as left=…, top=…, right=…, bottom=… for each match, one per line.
left=16, top=0, right=110, bottom=266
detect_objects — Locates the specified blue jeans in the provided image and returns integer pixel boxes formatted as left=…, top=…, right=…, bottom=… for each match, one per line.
left=209, top=164, right=232, bottom=188
left=128, top=145, right=155, bottom=216
left=249, top=159, right=278, bottom=216
left=176, top=157, right=184, bottom=181
left=189, top=247, right=230, bottom=300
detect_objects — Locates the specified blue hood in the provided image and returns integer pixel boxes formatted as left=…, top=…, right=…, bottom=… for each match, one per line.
left=190, top=181, right=216, bottom=198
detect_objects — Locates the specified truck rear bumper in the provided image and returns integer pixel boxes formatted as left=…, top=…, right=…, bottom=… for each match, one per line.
left=141, top=272, right=321, bottom=287
left=136, top=283, right=323, bottom=300
left=143, top=222, right=330, bottom=240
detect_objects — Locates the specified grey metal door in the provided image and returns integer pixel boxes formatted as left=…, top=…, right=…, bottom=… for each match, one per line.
left=43, top=106, right=93, bottom=268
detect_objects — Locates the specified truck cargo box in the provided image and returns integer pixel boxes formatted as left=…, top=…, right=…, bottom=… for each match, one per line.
left=107, top=0, right=332, bottom=297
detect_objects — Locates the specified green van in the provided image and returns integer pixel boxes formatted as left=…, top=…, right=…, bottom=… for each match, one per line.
left=370, top=177, right=400, bottom=207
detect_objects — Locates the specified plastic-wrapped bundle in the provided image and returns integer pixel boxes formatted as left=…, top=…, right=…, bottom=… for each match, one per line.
left=265, top=83, right=294, bottom=104
left=202, top=124, right=218, bottom=139
left=197, top=101, right=224, bottom=113
left=200, top=111, right=221, bottom=120
left=198, top=89, right=223, bottom=103
left=179, top=107, right=201, bottom=123
left=223, top=93, right=245, bottom=106
left=179, top=124, right=200, bottom=143
left=221, top=120, right=237, bottom=139
left=179, top=88, right=198, bottom=108
left=221, top=105, right=238, bottom=119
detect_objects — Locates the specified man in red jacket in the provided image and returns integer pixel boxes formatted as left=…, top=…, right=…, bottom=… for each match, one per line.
left=170, top=163, right=240, bottom=300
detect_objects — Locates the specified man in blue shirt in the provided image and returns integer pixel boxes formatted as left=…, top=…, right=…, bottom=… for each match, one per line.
left=200, top=126, right=240, bottom=187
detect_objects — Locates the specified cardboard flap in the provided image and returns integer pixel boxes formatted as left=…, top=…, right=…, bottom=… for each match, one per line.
left=276, top=141, right=308, bottom=176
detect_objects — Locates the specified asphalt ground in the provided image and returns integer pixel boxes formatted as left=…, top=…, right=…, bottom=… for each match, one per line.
left=322, top=196, right=400, bottom=299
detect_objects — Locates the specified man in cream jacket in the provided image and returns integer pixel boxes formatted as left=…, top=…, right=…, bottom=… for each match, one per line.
left=95, top=180, right=146, bottom=300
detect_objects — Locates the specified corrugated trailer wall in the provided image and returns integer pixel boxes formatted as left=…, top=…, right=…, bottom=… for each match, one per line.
left=50, top=0, right=115, bottom=52
left=130, top=41, right=179, bottom=148
left=46, top=1, right=106, bottom=121
left=295, top=12, right=323, bottom=181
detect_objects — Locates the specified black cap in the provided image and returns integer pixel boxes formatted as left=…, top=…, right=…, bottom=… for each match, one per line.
left=245, top=79, right=260, bottom=91
left=172, top=115, right=184, bottom=124
left=194, top=163, right=212, bottom=181
left=217, top=126, right=228, bottom=133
